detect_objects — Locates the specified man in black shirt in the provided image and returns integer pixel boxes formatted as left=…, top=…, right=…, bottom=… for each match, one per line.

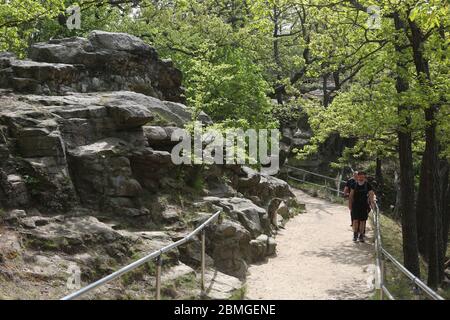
left=349, top=172, right=375, bottom=243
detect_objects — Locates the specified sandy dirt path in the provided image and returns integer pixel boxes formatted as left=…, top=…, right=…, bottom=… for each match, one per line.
left=245, top=188, right=375, bottom=300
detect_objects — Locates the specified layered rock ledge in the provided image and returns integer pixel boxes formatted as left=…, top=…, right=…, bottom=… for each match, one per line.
left=0, top=31, right=301, bottom=299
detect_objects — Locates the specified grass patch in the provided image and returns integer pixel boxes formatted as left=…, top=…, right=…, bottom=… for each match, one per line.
left=229, top=286, right=246, bottom=300
left=160, top=273, right=199, bottom=300
left=121, top=261, right=156, bottom=286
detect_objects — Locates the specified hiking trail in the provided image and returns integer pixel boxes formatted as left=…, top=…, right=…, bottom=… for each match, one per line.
left=245, top=188, right=375, bottom=300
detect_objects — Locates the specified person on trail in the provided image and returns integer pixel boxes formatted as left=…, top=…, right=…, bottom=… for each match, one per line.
left=344, top=171, right=358, bottom=226
left=349, top=171, right=375, bottom=243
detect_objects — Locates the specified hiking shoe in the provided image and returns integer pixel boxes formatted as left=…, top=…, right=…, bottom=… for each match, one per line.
left=353, top=234, right=358, bottom=242
left=358, top=234, right=365, bottom=243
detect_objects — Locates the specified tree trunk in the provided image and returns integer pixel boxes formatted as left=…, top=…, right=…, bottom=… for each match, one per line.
left=323, top=73, right=329, bottom=108
left=439, top=160, right=449, bottom=258
left=407, top=19, right=444, bottom=288
left=393, top=13, right=421, bottom=277
left=423, top=107, right=444, bottom=288
left=417, top=156, right=429, bottom=258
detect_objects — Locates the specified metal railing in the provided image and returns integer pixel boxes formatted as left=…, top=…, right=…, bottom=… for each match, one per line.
left=372, top=202, right=444, bottom=300
left=61, top=210, right=222, bottom=300
left=284, top=165, right=346, bottom=196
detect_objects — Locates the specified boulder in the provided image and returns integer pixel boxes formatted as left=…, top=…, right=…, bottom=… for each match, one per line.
left=87, top=30, right=156, bottom=54
left=68, top=138, right=144, bottom=212
left=178, top=240, right=214, bottom=268
left=249, top=234, right=277, bottom=262
left=0, top=173, right=29, bottom=208
left=206, top=219, right=251, bottom=279
left=143, top=126, right=181, bottom=149
left=2, top=209, right=27, bottom=223
left=130, top=148, right=175, bottom=190
left=20, top=216, right=129, bottom=255
left=26, top=31, right=184, bottom=102
left=106, top=103, right=153, bottom=130
left=236, top=166, right=294, bottom=204
left=202, top=269, right=243, bottom=300
left=162, top=262, right=196, bottom=283
left=276, top=201, right=290, bottom=219
left=203, top=197, right=269, bottom=237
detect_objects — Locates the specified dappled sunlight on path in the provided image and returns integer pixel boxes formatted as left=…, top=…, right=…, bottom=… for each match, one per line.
left=246, top=189, right=375, bottom=300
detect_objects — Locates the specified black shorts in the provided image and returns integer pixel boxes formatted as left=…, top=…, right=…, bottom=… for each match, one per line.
left=351, top=206, right=370, bottom=221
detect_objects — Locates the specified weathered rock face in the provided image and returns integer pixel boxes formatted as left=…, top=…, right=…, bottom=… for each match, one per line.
left=1, top=31, right=184, bottom=103
left=280, top=112, right=357, bottom=174
left=0, top=31, right=301, bottom=298
left=0, top=90, right=211, bottom=215
left=207, top=219, right=251, bottom=279
left=203, top=196, right=270, bottom=238
left=235, top=167, right=295, bottom=204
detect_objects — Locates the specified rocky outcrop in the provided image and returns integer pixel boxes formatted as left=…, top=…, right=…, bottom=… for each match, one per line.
left=0, top=90, right=210, bottom=214
left=280, top=110, right=356, bottom=174
left=203, top=196, right=270, bottom=238
left=235, top=167, right=294, bottom=205
left=1, top=31, right=184, bottom=102
left=0, top=31, right=301, bottom=299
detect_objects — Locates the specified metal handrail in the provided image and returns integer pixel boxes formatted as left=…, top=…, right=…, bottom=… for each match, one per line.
left=61, top=210, right=222, bottom=300
left=372, top=203, right=444, bottom=300
left=285, top=165, right=345, bottom=196
left=285, top=165, right=347, bottom=184
left=288, top=175, right=344, bottom=195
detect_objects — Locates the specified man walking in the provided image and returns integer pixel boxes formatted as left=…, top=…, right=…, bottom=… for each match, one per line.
left=349, top=171, right=375, bottom=243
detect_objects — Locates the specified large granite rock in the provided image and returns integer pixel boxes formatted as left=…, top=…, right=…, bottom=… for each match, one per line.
left=0, top=90, right=210, bottom=213
left=203, top=196, right=269, bottom=237
left=68, top=138, right=147, bottom=216
left=206, top=219, right=251, bottom=279
left=235, top=167, right=294, bottom=204
left=2, top=31, right=184, bottom=102
left=249, top=234, right=277, bottom=262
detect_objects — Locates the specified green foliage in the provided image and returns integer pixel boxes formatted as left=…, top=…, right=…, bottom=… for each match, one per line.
left=189, top=172, right=205, bottom=193
left=1, top=0, right=448, bottom=164
left=0, top=0, right=65, bottom=55
left=229, top=286, right=247, bottom=300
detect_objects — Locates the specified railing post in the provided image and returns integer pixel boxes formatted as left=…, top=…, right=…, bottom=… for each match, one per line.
left=155, top=256, right=162, bottom=300
left=336, top=172, right=342, bottom=197
left=201, top=229, right=206, bottom=293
